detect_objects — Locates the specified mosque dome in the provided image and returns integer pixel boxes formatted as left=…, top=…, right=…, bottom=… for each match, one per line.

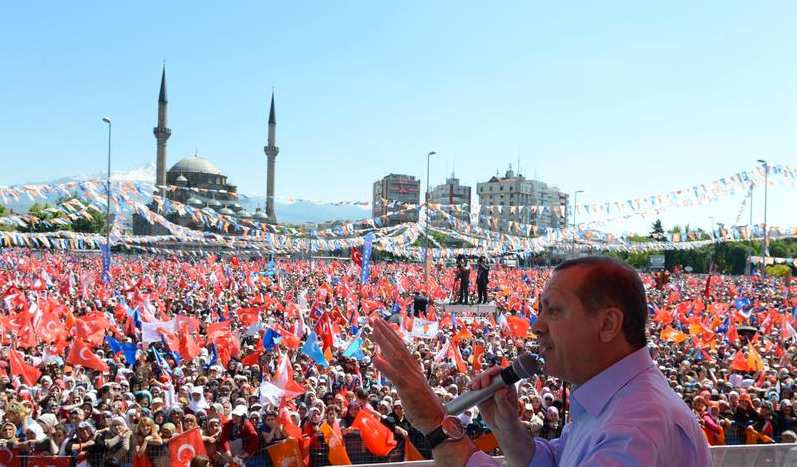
left=168, top=154, right=223, bottom=175
left=217, top=207, right=235, bottom=216
left=186, top=197, right=205, bottom=207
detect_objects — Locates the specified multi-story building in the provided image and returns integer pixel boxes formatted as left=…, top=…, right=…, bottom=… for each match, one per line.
left=428, top=174, right=471, bottom=228
left=372, top=174, right=420, bottom=226
left=476, top=165, right=568, bottom=235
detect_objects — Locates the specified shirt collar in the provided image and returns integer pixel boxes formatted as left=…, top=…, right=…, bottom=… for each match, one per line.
left=571, top=347, right=655, bottom=418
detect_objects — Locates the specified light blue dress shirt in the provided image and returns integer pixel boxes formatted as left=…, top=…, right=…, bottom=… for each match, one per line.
left=467, top=347, right=712, bottom=466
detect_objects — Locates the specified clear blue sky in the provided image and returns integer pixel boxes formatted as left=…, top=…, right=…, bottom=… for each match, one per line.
left=2, top=1, right=795, bottom=235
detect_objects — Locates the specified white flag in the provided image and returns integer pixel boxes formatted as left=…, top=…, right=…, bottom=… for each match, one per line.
left=411, top=317, right=439, bottom=339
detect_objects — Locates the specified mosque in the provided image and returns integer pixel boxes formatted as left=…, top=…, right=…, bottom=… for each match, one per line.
left=132, top=67, right=279, bottom=235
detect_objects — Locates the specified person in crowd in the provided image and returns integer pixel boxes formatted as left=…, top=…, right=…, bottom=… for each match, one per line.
left=217, top=405, right=259, bottom=465
left=98, top=416, right=132, bottom=466
left=261, top=410, right=287, bottom=446
left=133, top=417, right=168, bottom=467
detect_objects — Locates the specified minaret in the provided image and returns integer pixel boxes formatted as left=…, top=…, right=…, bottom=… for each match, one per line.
left=264, top=91, right=279, bottom=223
left=153, top=66, right=171, bottom=200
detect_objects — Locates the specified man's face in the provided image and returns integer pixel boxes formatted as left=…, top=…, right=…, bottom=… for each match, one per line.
left=532, top=267, right=605, bottom=385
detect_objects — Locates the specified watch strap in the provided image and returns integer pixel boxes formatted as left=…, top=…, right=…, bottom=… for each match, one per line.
left=425, top=425, right=448, bottom=450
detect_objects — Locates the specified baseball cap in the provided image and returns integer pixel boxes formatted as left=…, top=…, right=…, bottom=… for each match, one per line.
left=231, top=405, right=248, bottom=417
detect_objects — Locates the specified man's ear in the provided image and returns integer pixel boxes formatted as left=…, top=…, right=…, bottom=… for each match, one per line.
left=598, top=307, right=624, bottom=343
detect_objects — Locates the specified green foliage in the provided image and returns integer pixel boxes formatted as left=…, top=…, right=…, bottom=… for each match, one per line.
left=766, top=264, right=794, bottom=278
left=17, top=195, right=108, bottom=234
left=650, top=219, right=665, bottom=240
left=23, top=202, right=68, bottom=233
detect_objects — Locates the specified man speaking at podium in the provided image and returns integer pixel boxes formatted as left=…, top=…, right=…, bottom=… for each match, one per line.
left=373, top=256, right=711, bottom=466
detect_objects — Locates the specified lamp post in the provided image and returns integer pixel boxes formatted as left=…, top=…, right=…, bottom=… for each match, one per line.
left=572, top=190, right=583, bottom=258
left=423, top=151, right=436, bottom=286
left=746, top=183, right=754, bottom=276
left=102, top=117, right=112, bottom=248
left=757, top=159, right=768, bottom=278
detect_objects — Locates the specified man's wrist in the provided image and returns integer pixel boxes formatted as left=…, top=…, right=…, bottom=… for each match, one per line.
left=416, top=408, right=447, bottom=435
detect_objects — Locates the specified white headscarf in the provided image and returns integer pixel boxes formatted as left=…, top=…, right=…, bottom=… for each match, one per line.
left=27, top=422, right=47, bottom=442
left=189, top=386, right=209, bottom=413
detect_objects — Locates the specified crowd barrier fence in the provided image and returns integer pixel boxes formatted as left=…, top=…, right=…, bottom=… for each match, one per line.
left=8, top=438, right=797, bottom=466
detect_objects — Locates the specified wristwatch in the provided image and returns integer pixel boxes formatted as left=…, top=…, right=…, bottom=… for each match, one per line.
left=424, top=415, right=466, bottom=449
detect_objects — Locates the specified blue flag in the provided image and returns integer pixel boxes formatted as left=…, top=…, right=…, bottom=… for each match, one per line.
left=262, top=328, right=282, bottom=352
left=105, top=336, right=138, bottom=367
left=361, top=232, right=374, bottom=284
left=204, top=343, right=218, bottom=370
left=301, top=331, right=329, bottom=367
left=100, top=243, right=111, bottom=284
left=522, top=274, right=532, bottom=285
left=154, top=349, right=172, bottom=375
left=734, top=297, right=751, bottom=310
left=132, top=308, right=142, bottom=329
left=342, top=337, right=364, bottom=361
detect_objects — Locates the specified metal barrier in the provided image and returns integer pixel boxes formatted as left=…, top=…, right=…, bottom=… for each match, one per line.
left=12, top=438, right=795, bottom=466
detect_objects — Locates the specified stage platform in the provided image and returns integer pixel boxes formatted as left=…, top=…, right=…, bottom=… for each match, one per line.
left=437, top=303, right=497, bottom=315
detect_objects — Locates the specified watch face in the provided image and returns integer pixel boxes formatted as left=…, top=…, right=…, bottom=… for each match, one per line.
left=442, top=415, right=466, bottom=440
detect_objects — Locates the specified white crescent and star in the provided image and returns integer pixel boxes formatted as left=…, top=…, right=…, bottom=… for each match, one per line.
left=176, top=444, right=196, bottom=463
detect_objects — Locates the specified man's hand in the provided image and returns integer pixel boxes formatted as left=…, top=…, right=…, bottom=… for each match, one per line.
left=372, top=319, right=445, bottom=434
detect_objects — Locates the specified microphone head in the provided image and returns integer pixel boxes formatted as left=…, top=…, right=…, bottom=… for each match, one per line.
left=512, top=353, right=541, bottom=379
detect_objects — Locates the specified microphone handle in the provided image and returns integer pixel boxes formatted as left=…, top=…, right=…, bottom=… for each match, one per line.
left=444, top=370, right=511, bottom=416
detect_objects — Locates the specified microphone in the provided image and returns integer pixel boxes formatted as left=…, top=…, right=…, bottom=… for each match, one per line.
left=444, top=353, right=542, bottom=416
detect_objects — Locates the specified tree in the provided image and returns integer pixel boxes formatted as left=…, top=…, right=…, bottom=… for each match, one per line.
left=650, top=219, right=665, bottom=241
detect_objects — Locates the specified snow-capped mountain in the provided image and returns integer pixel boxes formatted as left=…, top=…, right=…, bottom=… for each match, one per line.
left=9, top=163, right=370, bottom=224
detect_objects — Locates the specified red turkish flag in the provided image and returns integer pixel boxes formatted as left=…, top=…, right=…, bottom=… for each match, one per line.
left=351, top=248, right=363, bottom=267
left=506, top=316, right=530, bottom=338
left=179, top=325, right=202, bottom=362
left=168, top=427, right=207, bottom=467
left=236, top=307, right=261, bottom=327
left=9, top=347, right=41, bottom=387
left=37, top=312, right=64, bottom=344
left=352, top=408, right=397, bottom=456
left=27, top=457, right=70, bottom=467
left=67, top=338, right=110, bottom=372
left=0, top=446, right=21, bottom=467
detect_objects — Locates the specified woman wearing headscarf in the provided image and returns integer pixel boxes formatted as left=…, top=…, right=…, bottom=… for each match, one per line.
left=539, top=406, right=563, bottom=440
left=98, top=416, right=132, bottom=465
left=302, top=406, right=324, bottom=449
left=0, top=421, right=17, bottom=447
left=188, top=385, right=210, bottom=415
left=340, top=401, right=361, bottom=434
left=19, top=422, right=58, bottom=455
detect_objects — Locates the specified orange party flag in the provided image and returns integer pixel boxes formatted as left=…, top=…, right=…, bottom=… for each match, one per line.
left=660, top=326, right=688, bottom=344
left=267, top=438, right=305, bottom=467
left=320, top=422, right=351, bottom=465
left=730, top=350, right=750, bottom=372
left=404, top=439, right=426, bottom=461
left=747, top=343, right=764, bottom=372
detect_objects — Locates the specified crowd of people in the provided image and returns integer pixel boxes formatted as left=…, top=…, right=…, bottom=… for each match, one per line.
left=0, top=248, right=795, bottom=466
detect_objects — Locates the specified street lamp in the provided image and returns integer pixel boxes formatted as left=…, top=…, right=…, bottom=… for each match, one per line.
left=757, top=159, right=768, bottom=278
left=423, top=151, right=436, bottom=286
left=102, top=117, right=112, bottom=249
left=572, top=190, right=584, bottom=258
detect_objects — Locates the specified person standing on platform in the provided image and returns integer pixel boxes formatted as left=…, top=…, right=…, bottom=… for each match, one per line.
left=456, top=255, right=471, bottom=305
left=476, top=257, right=490, bottom=304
